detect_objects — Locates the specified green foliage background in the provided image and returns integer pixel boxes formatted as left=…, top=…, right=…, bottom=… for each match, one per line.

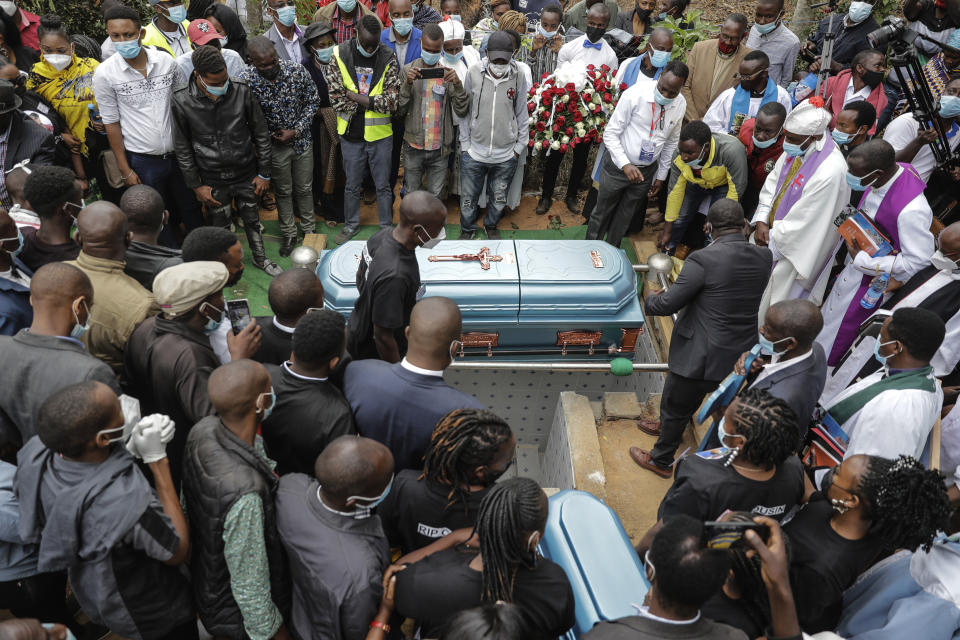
left=21, top=0, right=152, bottom=42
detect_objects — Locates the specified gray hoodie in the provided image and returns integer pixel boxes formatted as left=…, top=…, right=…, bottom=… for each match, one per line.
left=459, top=58, right=531, bottom=164
left=15, top=437, right=193, bottom=639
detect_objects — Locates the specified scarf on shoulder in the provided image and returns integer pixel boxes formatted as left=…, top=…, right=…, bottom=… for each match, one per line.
left=26, top=55, right=99, bottom=155
left=729, top=77, right=778, bottom=134
left=828, top=366, right=936, bottom=425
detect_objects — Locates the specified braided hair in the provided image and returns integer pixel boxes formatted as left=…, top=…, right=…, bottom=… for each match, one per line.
left=856, top=455, right=951, bottom=552
left=475, top=477, right=547, bottom=603
left=422, top=409, right=513, bottom=513
left=731, top=387, right=800, bottom=467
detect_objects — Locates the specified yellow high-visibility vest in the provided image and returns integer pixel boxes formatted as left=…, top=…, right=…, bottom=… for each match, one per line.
left=333, top=49, right=393, bottom=142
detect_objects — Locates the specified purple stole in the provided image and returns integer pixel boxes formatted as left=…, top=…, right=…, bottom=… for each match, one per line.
left=827, top=163, right=927, bottom=365
left=771, top=135, right=838, bottom=225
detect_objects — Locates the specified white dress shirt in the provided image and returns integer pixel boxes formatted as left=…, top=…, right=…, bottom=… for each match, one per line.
left=602, top=80, right=685, bottom=180
left=176, top=47, right=246, bottom=80
left=843, top=77, right=871, bottom=106
left=92, top=47, right=184, bottom=155
left=274, top=23, right=304, bottom=64
left=556, top=34, right=619, bottom=71
left=702, top=84, right=793, bottom=134
left=883, top=112, right=960, bottom=183
left=400, top=357, right=444, bottom=377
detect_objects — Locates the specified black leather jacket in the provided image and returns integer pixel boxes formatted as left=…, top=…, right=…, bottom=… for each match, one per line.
left=171, top=77, right=271, bottom=188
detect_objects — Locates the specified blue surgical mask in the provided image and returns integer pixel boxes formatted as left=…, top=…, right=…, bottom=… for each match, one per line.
left=275, top=5, right=297, bottom=26
left=421, top=49, right=441, bottom=65
left=939, top=95, right=960, bottom=118
left=443, top=50, right=463, bottom=64
left=782, top=140, right=806, bottom=157
left=538, top=24, right=558, bottom=38
left=754, top=19, right=779, bottom=34
left=652, top=86, right=674, bottom=106
left=758, top=333, right=793, bottom=361
left=686, top=143, right=707, bottom=168
left=257, top=388, right=276, bottom=420
left=166, top=3, right=187, bottom=23
left=0, top=228, right=23, bottom=257
left=845, top=168, right=878, bottom=191
left=752, top=130, right=780, bottom=148
left=413, top=1, right=421, bottom=12
left=314, top=45, right=334, bottom=63
left=873, top=338, right=897, bottom=366
left=717, top=418, right=744, bottom=448
left=201, top=301, right=224, bottom=335
left=115, top=38, right=142, bottom=59
left=393, top=16, right=413, bottom=35
left=847, top=0, right=872, bottom=23
left=71, top=298, right=90, bottom=340
left=649, top=47, right=671, bottom=68
left=657, top=11, right=667, bottom=20
left=337, top=0, right=357, bottom=11
left=200, top=77, right=230, bottom=96
left=449, top=14, right=462, bottom=20
left=831, top=128, right=855, bottom=146
left=356, top=40, right=376, bottom=57
left=347, top=474, right=394, bottom=518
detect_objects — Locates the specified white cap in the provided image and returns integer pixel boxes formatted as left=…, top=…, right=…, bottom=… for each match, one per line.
left=784, top=97, right=831, bottom=136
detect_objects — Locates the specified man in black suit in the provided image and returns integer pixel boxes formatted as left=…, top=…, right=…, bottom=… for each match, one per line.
left=733, top=299, right=827, bottom=439
left=0, top=79, right=55, bottom=210
left=633, top=200, right=772, bottom=478
left=252, top=267, right=325, bottom=366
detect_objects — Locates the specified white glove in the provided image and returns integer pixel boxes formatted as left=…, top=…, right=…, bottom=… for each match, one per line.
left=125, top=415, right=176, bottom=460
left=130, top=423, right=168, bottom=464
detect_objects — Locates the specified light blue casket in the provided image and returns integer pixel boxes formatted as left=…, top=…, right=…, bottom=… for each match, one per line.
left=316, top=239, right=646, bottom=360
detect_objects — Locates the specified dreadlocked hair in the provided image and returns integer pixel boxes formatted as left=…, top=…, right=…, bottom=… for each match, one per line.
left=731, top=387, right=800, bottom=467
left=475, top=477, right=547, bottom=603
left=857, top=455, right=951, bottom=552
left=421, top=408, right=513, bottom=513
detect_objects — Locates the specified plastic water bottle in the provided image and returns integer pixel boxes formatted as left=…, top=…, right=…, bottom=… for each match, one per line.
left=860, top=272, right=889, bottom=309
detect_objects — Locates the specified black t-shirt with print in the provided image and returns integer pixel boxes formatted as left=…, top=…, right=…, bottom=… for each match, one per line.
left=657, top=452, right=805, bottom=522
left=376, top=469, right=491, bottom=554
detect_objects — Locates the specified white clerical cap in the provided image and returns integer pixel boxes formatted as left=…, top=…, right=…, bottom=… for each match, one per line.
left=784, top=96, right=831, bottom=135
left=439, top=18, right=465, bottom=41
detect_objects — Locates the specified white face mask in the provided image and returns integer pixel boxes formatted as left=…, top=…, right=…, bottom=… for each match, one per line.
left=931, top=249, right=960, bottom=274
left=44, top=53, right=72, bottom=71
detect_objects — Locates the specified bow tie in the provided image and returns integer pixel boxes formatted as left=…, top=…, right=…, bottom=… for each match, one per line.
left=583, top=40, right=602, bottom=50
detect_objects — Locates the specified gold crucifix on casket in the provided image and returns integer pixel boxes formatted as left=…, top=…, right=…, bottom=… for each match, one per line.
left=427, top=246, right=503, bottom=270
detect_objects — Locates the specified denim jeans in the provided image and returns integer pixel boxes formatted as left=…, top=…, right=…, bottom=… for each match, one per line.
left=271, top=141, right=315, bottom=238
left=341, top=136, right=394, bottom=230
left=127, top=151, right=204, bottom=236
left=459, top=152, right=518, bottom=232
left=208, top=180, right=267, bottom=263
left=402, top=142, right=448, bottom=198
left=668, top=183, right=729, bottom=249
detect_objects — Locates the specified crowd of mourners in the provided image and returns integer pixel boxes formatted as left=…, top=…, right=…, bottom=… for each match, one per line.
left=0, top=0, right=959, bottom=637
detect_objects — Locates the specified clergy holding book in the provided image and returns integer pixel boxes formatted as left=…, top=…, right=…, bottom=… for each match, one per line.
left=816, top=140, right=935, bottom=366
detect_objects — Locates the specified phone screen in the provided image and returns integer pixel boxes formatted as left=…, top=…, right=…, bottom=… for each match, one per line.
left=704, top=521, right=767, bottom=549
left=226, top=299, right=252, bottom=336
left=419, top=67, right=445, bottom=79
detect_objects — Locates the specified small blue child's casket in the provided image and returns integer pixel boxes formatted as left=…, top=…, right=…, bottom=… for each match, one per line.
left=316, top=239, right=646, bottom=360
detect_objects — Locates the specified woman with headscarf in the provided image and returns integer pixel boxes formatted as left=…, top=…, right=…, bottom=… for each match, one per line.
left=203, top=3, right=248, bottom=62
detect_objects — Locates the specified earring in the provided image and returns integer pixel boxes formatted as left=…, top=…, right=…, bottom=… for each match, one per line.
left=830, top=498, right=850, bottom=515
left=724, top=446, right=740, bottom=467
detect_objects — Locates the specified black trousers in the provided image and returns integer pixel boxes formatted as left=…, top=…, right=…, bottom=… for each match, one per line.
left=540, top=142, right=591, bottom=201
left=650, top=371, right=720, bottom=468
left=0, top=571, right=76, bottom=630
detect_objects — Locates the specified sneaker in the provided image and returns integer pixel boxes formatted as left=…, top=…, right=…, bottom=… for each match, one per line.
left=255, top=258, right=284, bottom=277
left=485, top=227, right=501, bottom=240
left=459, top=230, right=477, bottom=240
left=335, top=227, right=358, bottom=244
left=535, top=197, right=552, bottom=215
left=564, top=196, right=580, bottom=214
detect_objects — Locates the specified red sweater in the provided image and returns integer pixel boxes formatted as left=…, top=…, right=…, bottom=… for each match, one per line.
left=738, top=118, right=784, bottom=193
left=823, top=69, right=886, bottom=135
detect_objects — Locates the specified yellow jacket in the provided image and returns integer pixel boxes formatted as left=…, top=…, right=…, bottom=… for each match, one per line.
left=142, top=19, right=191, bottom=58
left=665, top=133, right=747, bottom=223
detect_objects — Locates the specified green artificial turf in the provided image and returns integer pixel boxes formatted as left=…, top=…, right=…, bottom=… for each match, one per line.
left=227, top=220, right=638, bottom=316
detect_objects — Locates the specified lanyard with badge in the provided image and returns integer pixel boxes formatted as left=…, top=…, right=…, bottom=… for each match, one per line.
left=638, top=102, right=662, bottom=165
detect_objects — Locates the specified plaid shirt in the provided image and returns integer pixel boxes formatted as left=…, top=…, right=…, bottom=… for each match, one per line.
left=0, top=119, right=12, bottom=208
left=240, top=60, right=319, bottom=155
left=332, top=5, right=361, bottom=46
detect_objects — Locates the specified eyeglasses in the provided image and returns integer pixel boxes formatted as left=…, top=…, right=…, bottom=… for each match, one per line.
left=733, top=69, right=767, bottom=81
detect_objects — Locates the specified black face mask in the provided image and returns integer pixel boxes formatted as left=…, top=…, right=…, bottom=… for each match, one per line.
left=259, top=64, right=280, bottom=80
left=861, top=68, right=884, bottom=88
left=635, top=4, right=652, bottom=19
left=585, top=25, right=605, bottom=43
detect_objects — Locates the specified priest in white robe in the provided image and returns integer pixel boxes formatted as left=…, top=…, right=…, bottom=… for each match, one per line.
left=751, top=97, right=851, bottom=320
left=816, top=140, right=935, bottom=365
left=820, top=222, right=960, bottom=405
left=822, top=308, right=945, bottom=462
